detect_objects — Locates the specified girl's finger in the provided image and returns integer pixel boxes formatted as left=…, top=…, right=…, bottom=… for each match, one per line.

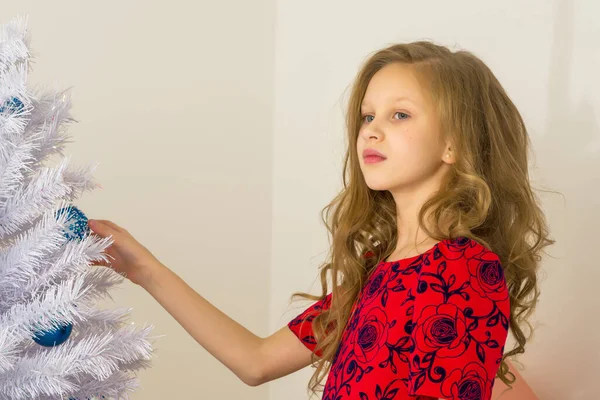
left=89, top=219, right=121, bottom=233
left=98, top=220, right=125, bottom=232
left=90, top=259, right=107, bottom=267
left=88, top=220, right=111, bottom=238
left=90, top=219, right=111, bottom=228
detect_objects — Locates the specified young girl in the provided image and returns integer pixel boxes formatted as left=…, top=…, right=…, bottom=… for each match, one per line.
left=87, top=41, right=553, bottom=400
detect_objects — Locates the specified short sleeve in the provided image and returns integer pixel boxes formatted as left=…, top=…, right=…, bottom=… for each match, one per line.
left=407, top=252, right=510, bottom=400
left=287, top=292, right=332, bottom=356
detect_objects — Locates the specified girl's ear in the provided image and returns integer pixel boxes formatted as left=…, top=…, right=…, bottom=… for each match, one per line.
left=442, top=149, right=454, bottom=164
left=443, top=142, right=454, bottom=164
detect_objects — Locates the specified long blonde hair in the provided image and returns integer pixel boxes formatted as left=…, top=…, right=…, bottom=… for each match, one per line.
left=290, top=41, right=555, bottom=397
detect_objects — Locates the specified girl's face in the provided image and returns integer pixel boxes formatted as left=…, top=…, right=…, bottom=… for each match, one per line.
left=357, top=62, right=451, bottom=193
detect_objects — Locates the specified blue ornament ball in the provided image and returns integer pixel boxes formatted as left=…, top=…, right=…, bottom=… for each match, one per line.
left=32, top=322, right=73, bottom=347
left=0, top=96, right=24, bottom=114
left=55, top=205, right=89, bottom=241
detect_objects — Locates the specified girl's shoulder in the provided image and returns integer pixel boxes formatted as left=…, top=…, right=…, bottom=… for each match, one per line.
left=434, top=236, right=510, bottom=310
left=363, top=236, right=501, bottom=264
left=439, top=236, right=502, bottom=266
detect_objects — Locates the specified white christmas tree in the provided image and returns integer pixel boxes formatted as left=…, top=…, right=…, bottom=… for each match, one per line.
left=0, top=15, right=154, bottom=400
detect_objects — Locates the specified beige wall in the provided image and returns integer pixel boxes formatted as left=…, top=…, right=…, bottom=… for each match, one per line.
left=2, top=0, right=598, bottom=399
left=269, top=1, right=598, bottom=400
left=3, top=1, right=275, bottom=398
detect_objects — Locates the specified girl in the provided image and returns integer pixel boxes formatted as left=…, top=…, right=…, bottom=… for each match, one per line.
left=87, top=41, right=553, bottom=400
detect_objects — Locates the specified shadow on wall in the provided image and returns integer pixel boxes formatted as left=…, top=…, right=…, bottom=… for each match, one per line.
left=510, top=0, right=599, bottom=398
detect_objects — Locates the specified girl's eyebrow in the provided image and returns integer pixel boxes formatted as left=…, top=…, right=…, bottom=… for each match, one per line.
left=361, top=96, right=419, bottom=109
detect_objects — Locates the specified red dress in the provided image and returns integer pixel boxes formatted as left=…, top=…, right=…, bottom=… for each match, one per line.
left=288, top=236, right=510, bottom=400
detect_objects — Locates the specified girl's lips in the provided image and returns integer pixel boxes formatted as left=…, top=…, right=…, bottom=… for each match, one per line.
left=364, top=155, right=386, bottom=164
left=363, top=148, right=386, bottom=158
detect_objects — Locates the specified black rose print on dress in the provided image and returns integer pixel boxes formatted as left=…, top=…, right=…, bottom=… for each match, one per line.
left=362, top=267, right=393, bottom=308
left=467, top=253, right=509, bottom=302
left=288, top=237, right=510, bottom=400
left=349, top=307, right=390, bottom=363
left=440, top=362, right=493, bottom=400
left=413, top=303, right=469, bottom=358
left=288, top=292, right=332, bottom=356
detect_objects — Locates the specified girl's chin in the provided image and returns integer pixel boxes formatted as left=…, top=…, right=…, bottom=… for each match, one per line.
left=364, top=181, right=393, bottom=191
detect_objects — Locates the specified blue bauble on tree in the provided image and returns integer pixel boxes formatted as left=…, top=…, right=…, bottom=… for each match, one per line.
left=31, top=205, right=90, bottom=347
left=0, top=96, right=25, bottom=114
left=55, top=205, right=90, bottom=242
left=32, top=322, right=73, bottom=347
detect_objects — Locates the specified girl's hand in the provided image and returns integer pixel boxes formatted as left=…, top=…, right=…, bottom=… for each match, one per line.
left=86, top=219, right=164, bottom=286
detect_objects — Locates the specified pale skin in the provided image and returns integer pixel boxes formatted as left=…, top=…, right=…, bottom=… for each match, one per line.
left=87, top=219, right=313, bottom=387
left=86, top=62, right=536, bottom=398
left=357, top=62, right=454, bottom=258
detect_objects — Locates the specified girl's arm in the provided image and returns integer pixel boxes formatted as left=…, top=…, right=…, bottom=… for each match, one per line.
left=142, top=264, right=314, bottom=386
left=256, top=325, right=317, bottom=384
left=86, top=219, right=315, bottom=386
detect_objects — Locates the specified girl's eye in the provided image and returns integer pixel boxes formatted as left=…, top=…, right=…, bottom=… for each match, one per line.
left=361, top=112, right=409, bottom=123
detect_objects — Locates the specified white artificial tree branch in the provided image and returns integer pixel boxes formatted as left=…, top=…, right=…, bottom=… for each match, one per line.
left=0, top=15, right=155, bottom=399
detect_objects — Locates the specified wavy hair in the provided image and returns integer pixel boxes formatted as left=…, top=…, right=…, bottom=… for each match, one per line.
left=290, top=41, right=555, bottom=397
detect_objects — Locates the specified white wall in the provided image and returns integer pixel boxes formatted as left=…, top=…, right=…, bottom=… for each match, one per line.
left=2, top=1, right=275, bottom=398
left=270, top=1, right=598, bottom=400
left=2, top=0, right=598, bottom=399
